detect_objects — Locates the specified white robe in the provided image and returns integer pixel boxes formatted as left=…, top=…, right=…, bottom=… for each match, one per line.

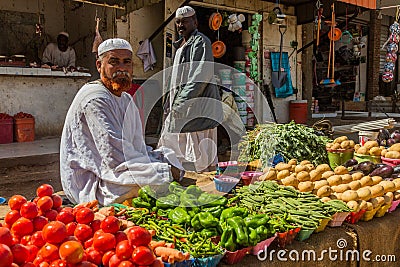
left=42, top=43, right=76, bottom=67
left=60, top=81, right=174, bottom=206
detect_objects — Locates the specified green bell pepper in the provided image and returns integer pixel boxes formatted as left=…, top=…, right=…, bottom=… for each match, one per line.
left=139, top=185, right=156, bottom=204
left=180, top=191, right=198, bottom=207
left=131, top=197, right=151, bottom=209
left=157, top=208, right=171, bottom=217
left=227, top=216, right=249, bottom=246
left=202, top=206, right=223, bottom=219
left=220, top=227, right=236, bottom=252
left=168, top=207, right=191, bottom=225
left=244, top=214, right=269, bottom=229
left=168, top=181, right=185, bottom=195
left=198, top=193, right=228, bottom=207
left=191, top=214, right=203, bottom=231
left=248, top=227, right=260, bottom=246
left=198, top=211, right=219, bottom=228
left=187, top=207, right=200, bottom=218
left=156, top=194, right=180, bottom=209
left=200, top=228, right=218, bottom=238
left=184, top=185, right=203, bottom=197
left=220, top=207, right=248, bottom=222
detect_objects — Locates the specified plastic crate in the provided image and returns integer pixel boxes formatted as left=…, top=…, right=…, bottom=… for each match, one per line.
left=192, top=253, right=224, bottom=267
left=381, top=157, right=400, bottom=167
left=388, top=200, right=400, bottom=213
left=315, top=217, right=331, bottom=233
left=296, top=228, right=314, bottom=241
left=222, top=246, right=252, bottom=265
left=251, top=234, right=277, bottom=256
left=276, top=227, right=301, bottom=248
left=328, top=212, right=350, bottom=227
left=0, top=118, right=13, bottom=144
left=361, top=206, right=380, bottom=221
left=345, top=209, right=366, bottom=224
left=375, top=202, right=392, bottom=217
left=14, top=117, right=35, bottom=142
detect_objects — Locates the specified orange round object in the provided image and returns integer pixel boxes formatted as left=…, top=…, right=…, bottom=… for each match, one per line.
left=328, top=28, right=342, bottom=41
left=209, top=12, right=222, bottom=31
left=212, top=40, right=226, bottom=58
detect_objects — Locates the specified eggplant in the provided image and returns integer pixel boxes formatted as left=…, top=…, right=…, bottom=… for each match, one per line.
left=358, top=161, right=376, bottom=175
left=387, top=138, right=397, bottom=147
left=379, top=139, right=387, bottom=147
left=369, top=165, right=394, bottom=178
left=390, top=130, right=400, bottom=139
left=374, top=163, right=387, bottom=169
left=392, top=132, right=400, bottom=143
left=344, top=158, right=358, bottom=168
left=378, top=129, right=390, bottom=141
left=392, top=173, right=400, bottom=179
left=393, top=165, right=400, bottom=174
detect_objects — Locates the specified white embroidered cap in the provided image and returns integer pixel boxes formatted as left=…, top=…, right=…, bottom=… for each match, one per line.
left=58, top=32, right=69, bottom=38
left=97, top=38, right=133, bottom=56
left=176, top=6, right=196, bottom=18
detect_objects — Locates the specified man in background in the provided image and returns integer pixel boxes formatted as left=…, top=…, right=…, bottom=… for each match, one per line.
left=42, top=32, right=76, bottom=68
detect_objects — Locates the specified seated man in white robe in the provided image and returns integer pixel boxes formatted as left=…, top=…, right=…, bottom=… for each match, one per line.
left=60, top=38, right=181, bottom=206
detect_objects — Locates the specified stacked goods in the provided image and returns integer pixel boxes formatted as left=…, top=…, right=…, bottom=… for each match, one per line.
left=239, top=122, right=330, bottom=168
left=326, top=136, right=356, bottom=151
left=376, top=129, right=400, bottom=147
left=326, top=136, right=356, bottom=168
left=382, top=143, right=400, bottom=160
left=0, top=112, right=13, bottom=144
left=354, top=140, right=383, bottom=164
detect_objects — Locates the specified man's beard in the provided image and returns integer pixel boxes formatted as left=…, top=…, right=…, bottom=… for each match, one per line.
left=101, top=70, right=132, bottom=94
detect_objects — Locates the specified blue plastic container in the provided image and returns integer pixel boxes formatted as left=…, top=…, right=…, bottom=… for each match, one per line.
left=214, top=176, right=239, bottom=193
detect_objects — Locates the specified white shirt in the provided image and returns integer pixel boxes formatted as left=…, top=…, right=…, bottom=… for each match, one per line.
left=42, top=43, right=76, bottom=67
left=60, top=81, right=172, bottom=206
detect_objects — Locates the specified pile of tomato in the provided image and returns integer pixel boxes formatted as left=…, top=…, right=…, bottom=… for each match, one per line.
left=0, top=113, right=13, bottom=120
left=13, top=112, right=34, bottom=119
left=0, top=184, right=162, bottom=267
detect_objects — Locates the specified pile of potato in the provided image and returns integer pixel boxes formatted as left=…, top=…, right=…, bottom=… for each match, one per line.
left=382, top=143, right=400, bottom=159
left=259, top=158, right=400, bottom=218
left=354, top=140, right=384, bottom=156
left=326, top=136, right=356, bottom=151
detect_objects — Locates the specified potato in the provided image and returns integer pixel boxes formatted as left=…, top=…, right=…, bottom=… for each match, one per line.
left=340, top=141, right=351, bottom=149
left=322, top=171, right=335, bottom=179
left=348, top=140, right=355, bottom=148
left=296, top=171, right=311, bottom=182
left=331, top=143, right=341, bottom=150
left=388, top=143, right=400, bottom=152
left=369, top=147, right=382, bottom=156
left=347, top=200, right=360, bottom=212
left=329, top=194, right=338, bottom=200
left=381, top=149, right=387, bottom=157
left=327, top=175, right=342, bottom=186
left=365, top=201, right=374, bottom=211
left=371, top=176, right=383, bottom=185
left=334, top=166, right=348, bottom=175
left=275, top=162, right=292, bottom=171
left=316, top=164, right=331, bottom=173
left=384, top=151, right=400, bottom=159
left=314, top=180, right=329, bottom=190
left=294, top=165, right=308, bottom=173
left=287, top=159, right=297, bottom=165
left=341, top=174, right=353, bottom=184
left=259, top=169, right=277, bottom=181
left=334, top=192, right=343, bottom=200
left=298, top=181, right=314, bottom=192
left=370, top=184, right=385, bottom=198
left=305, top=164, right=315, bottom=171
left=320, top=197, right=331, bottom=202
left=364, top=140, right=379, bottom=150
left=369, top=198, right=381, bottom=209
left=317, top=185, right=332, bottom=197
left=394, top=191, right=400, bottom=201
left=360, top=176, right=373, bottom=187
left=341, top=190, right=359, bottom=202
left=281, top=176, right=299, bottom=187
left=348, top=180, right=362, bottom=190
left=326, top=143, right=333, bottom=149
left=357, top=187, right=372, bottom=201
left=385, top=192, right=394, bottom=203
left=334, top=136, right=348, bottom=143
left=379, top=180, right=396, bottom=193
left=356, top=146, right=368, bottom=155
left=300, top=160, right=311, bottom=165
left=393, top=179, right=400, bottom=191
left=332, top=184, right=351, bottom=193
left=354, top=144, right=361, bottom=151
left=351, top=172, right=363, bottom=181
left=277, top=170, right=290, bottom=180
left=309, top=170, right=322, bottom=182
left=358, top=200, right=368, bottom=210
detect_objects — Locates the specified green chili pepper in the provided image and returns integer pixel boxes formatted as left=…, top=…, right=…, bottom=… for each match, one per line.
left=156, top=195, right=179, bottom=209
left=227, top=216, right=249, bottom=246
left=256, top=225, right=269, bottom=240
left=200, top=228, right=218, bottom=238
left=157, top=208, right=171, bottom=217
left=139, top=185, right=156, bottom=204
left=198, top=193, right=228, bottom=207
left=168, top=181, right=185, bottom=195
left=202, top=206, right=223, bottom=219
left=180, top=191, right=199, bottom=207
left=198, top=212, right=219, bottom=228
left=224, top=227, right=237, bottom=251
left=191, top=214, right=203, bottom=231
left=184, top=185, right=203, bottom=197
left=220, top=207, right=248, bottom=222
left=131, top=197, right=151, bottom=209
left=168, top=207, right=191, bottom=225
left=244, top=214, right=269, bottom=229
left=187, top=207, right=200, bottom=218
left=248, top=227, right=260, bottom=246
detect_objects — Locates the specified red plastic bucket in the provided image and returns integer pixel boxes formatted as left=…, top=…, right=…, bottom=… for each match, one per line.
left=0, top=118, right=13, bottom=144
left=289, top=100, right=308, bottom=124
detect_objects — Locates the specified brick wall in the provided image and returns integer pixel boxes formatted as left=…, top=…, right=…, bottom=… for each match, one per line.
left=367, top=10, right=381, bottom=101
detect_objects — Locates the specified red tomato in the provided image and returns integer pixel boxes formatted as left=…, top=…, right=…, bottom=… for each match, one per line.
left=92, top=232, right=116, bottom=252
left=49, top=259, right=67, bottom=267
left=65, top=222, right=77, bottom=237
left=11, top=217, right=34, bottom=236
left=42, top=221, right=67, bottom=244
left=51, top=195, right=63, bottom=209
left=21, top=262, right=36, bottom=267
left=90, top=219, right=101, bottom=233
left=74, top=261, right=97, bottom=267
left=64, top=236, right=79, bottom=242
left=33, top=197, right=40, bottom=204
left=75, top=208, right=94, bottom=224
left=61, top=207, right=73, bottom=214
left=114, top=231, right=128, bottom=244
left=131, top=246, right=155, bottom=266
left=37, top=184, right=54, bottom=198
left=83, top=237, right=93, bottom=249
left=33, top=216, right=49, bottom=231
left=20, top=202, right=39, bottom=219
left=56, top=211, right=75, bottom=225
left=108, top=254, right=122, bottom=267
left=26, top=244, right=39, bottom=262
left=0, top=244, right=13, bottom=267
left=74, top=224, right=93, bottom=242
left=20, top=235, right=31, bottom=245
left=31, top=231, right=46, bottom=247
left=38, top=243, right=59, bottom=262
left=37, top=196, right=54, bottom=212
left=11, top=244, right=30, bottom=265
left=126, top=226, right=151, bottom=247
left=85, top=247, right=102, bottom=265
left=59, top=240, right=84, bottom=264
left=44, top=210, right=58, bottom=221
left=8, top=195, right=27, bottom=211
left=4, top=210, right=21, bottom=226
left=100, top=216, right=120, bottom=234
left=118, top=261, right=134, bottom=267
left=0, top=227, right=13, bottom=247
left=102, top=251, right=115, bottom=267
left=115, top=240, right=133, bottom=260
left=33, top=255, right=45, bottom=266
left=11, top=234, right=20, bottom=245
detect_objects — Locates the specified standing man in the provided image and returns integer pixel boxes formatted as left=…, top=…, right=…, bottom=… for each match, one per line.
left=60, top=38, right=181, bottom=206
left=158, top=6, right=222, bottom=173
left=42, top=32, right=76, bottom=68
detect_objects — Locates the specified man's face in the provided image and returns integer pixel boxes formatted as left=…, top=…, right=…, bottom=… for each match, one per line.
left=57, top=35, right=68, bottom=52
left=175, top=16, right=197, bottom=39
left=96, top=49, right=133, bottom=96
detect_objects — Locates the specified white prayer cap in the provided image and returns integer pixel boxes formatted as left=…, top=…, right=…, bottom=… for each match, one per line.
left=58, top=32, right=69, bottom=38
left=98, top=38, right=133, bottom=56
left=175, top=6, right=196, bottom=18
